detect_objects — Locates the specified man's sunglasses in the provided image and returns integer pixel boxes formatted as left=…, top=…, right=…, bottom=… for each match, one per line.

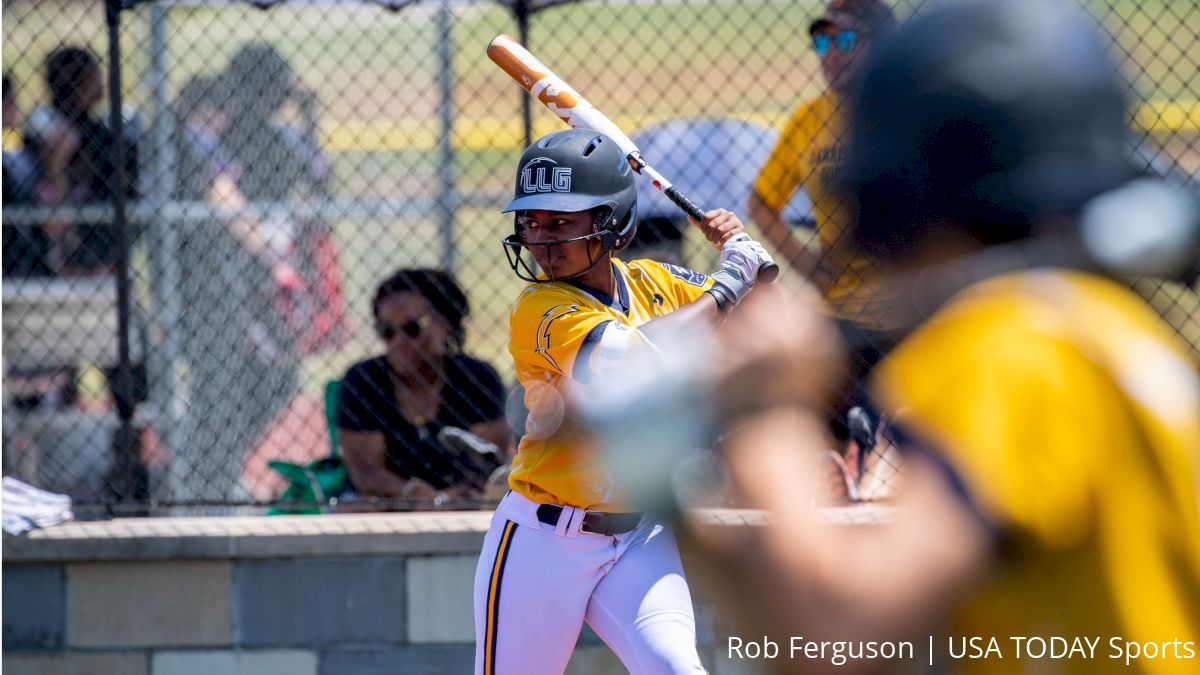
left=377, top=316, right=430, bottom=341
left=813, top=30, right=858, bottom=56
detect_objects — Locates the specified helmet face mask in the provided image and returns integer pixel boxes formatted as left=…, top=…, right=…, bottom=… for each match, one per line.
left=503, top=209, right=607, bottom=283
left=502, top=130, right=639, bottom=282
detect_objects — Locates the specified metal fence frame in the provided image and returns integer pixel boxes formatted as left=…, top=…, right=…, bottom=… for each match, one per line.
left=3, top=0, right=1197, bottom=511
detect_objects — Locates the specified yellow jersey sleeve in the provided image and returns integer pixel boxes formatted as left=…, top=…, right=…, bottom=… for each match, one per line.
left=629, top=260, right=715, bottom=310
left=753, top=101, right=811, bottom=212
left=508, top=285, right=613, bottom=383
left=751, top=94, right=895, bottom=327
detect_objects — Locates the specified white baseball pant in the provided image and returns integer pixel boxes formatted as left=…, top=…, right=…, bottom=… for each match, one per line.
left=474, top=491, right=706, bottom=674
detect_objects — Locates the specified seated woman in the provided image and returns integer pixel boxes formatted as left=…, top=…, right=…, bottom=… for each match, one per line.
left=336, top=269, right=512, bottom=503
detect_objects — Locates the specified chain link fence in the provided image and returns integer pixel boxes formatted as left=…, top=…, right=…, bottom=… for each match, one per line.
left=2, top=0, right=1196, bottom=512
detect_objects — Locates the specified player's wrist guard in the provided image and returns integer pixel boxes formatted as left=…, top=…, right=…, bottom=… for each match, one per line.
left=704, top=286, right=733, bottom=318
left=709, top=266, right=754, bottom=312
left=709, top=234, right=772, bottom=310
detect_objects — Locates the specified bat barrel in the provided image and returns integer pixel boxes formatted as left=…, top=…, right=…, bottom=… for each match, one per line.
left=488, top=34, right=778, bottom=283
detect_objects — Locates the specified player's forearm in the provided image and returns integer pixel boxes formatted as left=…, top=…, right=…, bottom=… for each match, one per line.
left=209, top=173, right=273, bottom=255
left=469, top=418, right=514, bottom=456
left=695, top=408, right=991, bottom=661
left=639, top=293, right=724, bottom=346
left=748, top=191, right=821, bottom=277
left=339, top=432, right=411, bottom=497
left=345, top=462, right=410, bottom=497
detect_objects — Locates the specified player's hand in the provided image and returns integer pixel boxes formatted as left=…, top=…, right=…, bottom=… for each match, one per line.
left=722, top=233, right=775, bottom=277
left=689, top=208, right=745, bottom=249
left=708, top=234, right=776, bottom=309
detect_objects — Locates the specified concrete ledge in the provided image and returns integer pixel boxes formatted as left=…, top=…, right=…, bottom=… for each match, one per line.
left=2, top=512, right=494, bottom=562
left=2, top=506, right=895, bottom=563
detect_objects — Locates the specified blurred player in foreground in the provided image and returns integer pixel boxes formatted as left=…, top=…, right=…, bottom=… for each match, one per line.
left=472, top=128, right=775, bottom=674
left=654, top=0, right=1200, bottom=673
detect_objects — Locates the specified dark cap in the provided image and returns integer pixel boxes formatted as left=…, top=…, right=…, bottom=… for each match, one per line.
left=809, top=0, right=898, bottom=36
left=840, top=0, right=1137, bottom=260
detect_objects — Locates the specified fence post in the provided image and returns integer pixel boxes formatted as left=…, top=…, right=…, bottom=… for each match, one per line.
left=105, top=0, right=141, bottom=504
left=145, top=1, right=185, bottom=503
left=514, top=0, right=531, bottom=147
left=437, top=2, right=458, bottom=273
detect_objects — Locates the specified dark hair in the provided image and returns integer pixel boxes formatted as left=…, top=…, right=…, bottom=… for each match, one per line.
left=372, top=269, right=470, bottom=350
left=809, top=0, right=898, bottom=37
left=46, top=46, right=98, bottom=112
left=174, top=75, right=227, bottom=119
left=224, top=43, right=293, bottom=118
left=2, top=73, right=12, bottom=102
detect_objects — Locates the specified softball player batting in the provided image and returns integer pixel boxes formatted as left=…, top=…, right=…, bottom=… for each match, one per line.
left=473, top=128, right=775, bottom=674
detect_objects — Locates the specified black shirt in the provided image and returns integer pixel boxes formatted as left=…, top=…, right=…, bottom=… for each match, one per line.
left=22, top=110, right=141, bottom=273
left=336, top=354, right=507, bottom=489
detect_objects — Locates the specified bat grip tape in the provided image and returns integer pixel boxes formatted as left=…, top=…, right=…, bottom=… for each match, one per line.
left=664, top=186, right=706, bottom=221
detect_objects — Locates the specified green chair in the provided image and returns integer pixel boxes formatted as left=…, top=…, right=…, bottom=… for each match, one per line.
left=322, top=379, right=342, bottom=452
left=267, top=380, right=348, bottom=515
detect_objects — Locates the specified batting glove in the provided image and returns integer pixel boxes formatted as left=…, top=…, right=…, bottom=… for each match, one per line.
left=706, top=233, right=775, bottom=314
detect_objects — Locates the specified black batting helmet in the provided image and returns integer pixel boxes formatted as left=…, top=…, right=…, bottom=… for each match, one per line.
left=841, top=0, right=1139, bottom=262
left=502, top=129, right=638, bottom=282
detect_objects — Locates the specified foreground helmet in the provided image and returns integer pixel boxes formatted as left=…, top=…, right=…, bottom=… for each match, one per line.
left=842, top=0, right=1139, bottom=261
left=502, top=129, right=638, bottom=282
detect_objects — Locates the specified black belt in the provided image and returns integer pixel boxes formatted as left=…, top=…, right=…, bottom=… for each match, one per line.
left=536, top=504, right=642, bottom=536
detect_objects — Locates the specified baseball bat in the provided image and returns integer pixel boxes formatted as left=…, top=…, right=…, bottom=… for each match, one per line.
left=487, top=34, right=779, bottom=283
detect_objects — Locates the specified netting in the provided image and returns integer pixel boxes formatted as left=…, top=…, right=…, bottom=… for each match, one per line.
left=2, top=0, right=1196, bottom=511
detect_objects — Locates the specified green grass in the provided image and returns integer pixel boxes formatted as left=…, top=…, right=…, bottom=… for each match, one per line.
left=6, top=1, right=1196, bottom=115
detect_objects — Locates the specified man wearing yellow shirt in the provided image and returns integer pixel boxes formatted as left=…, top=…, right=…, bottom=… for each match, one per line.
left=749, top=0, right=899, bottom=463
left=473, top=128, right=775, bottom=674
left=749, top=0, right=897, bottom=322
left=689, top=1, right=1200, bottom=673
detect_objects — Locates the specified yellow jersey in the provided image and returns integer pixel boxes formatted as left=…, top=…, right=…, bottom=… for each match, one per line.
left=507, top=258, right=713, bottom=510
left=874, top=270, right=1200, bottom=674
left=753, top=90, right=893, bottom=329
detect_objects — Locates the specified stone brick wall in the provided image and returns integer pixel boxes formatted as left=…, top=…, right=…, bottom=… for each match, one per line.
left=2, top=511, right=786, bottom=674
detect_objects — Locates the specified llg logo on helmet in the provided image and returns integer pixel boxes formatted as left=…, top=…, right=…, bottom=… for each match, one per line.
left=520, top=158, right=573, bottom=194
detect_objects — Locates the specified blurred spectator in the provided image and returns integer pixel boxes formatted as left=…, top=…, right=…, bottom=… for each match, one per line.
left=23, top=45, right=140, bottom=275
left=173, top=74, right=235, bottom=200
left=3, top=73, right=38, bottom=203
left=4, top=50, right=147, bottom=500
left=2, top=71, right=65, bottom=410
left=171, top=73, right=303, bottom=502
left=167, top=45, right=348, bottom=500
left=3, top=72, right=48, bottom=277
left=336, top=269, right=512, bottom=502
left=747, top=0, right=899, bottom=445
left=220, top=42, right=347, bottom=358
left=222, top=43, right=328, bottom=202
left=6, top=49, right=146, bottom=408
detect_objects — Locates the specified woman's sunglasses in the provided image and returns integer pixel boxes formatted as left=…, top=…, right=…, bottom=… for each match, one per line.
left=813, top=30, right=858, bottom=56
left=377, top=316, right=430, bottom=341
